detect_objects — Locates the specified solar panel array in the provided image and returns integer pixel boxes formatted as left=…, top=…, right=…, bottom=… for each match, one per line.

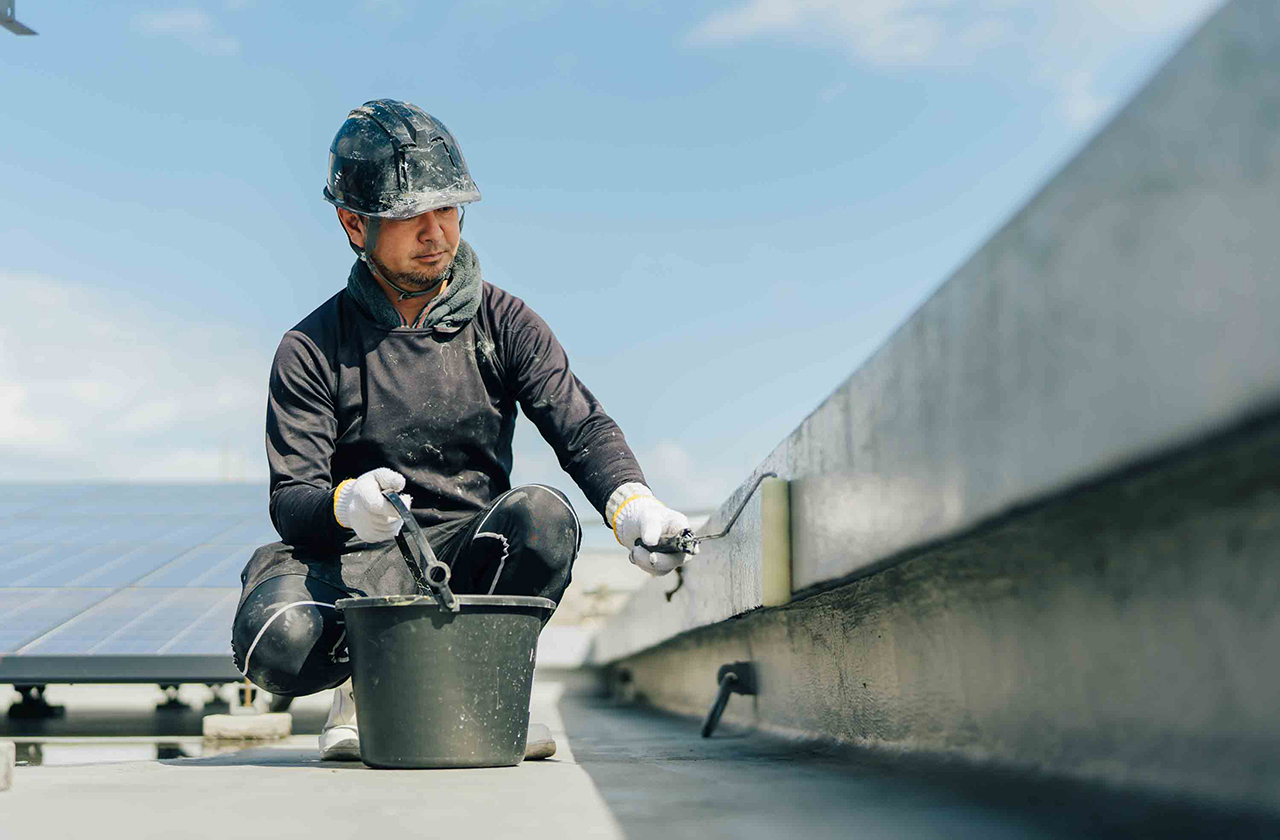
left=0, top=484, right=276, bottom=683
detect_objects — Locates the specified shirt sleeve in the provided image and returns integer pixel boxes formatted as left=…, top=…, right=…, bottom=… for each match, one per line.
left=266, top=330, right=351, bottom=549
left=498, top=295, right=647, bottom=522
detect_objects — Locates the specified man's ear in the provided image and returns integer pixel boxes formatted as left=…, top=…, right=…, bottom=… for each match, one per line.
left=337, top=209, right=366, bottom=249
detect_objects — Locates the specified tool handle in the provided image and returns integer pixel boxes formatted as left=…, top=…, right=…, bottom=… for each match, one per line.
left=635, top=472, right=780, bottom=555
left=383, top=490, right=460, bottom=613
left=637, top=529, right=699, bottom=555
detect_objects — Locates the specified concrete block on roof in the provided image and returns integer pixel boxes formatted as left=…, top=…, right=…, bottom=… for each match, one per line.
left=202, top=712, right=292, bottom=740
left=1, top=740, right=13, bottom=791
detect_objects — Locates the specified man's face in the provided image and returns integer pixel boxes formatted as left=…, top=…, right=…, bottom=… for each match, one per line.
left=340, top=206, right=461, bottom=291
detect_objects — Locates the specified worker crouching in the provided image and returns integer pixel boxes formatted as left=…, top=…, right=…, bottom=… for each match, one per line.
left=231, top=99, right=693, bottom=761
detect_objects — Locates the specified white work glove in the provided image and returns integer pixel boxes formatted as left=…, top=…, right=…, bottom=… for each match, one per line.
left=608, top=483, right=695, bottom=576
left=333, top=468, right=413, bottom=543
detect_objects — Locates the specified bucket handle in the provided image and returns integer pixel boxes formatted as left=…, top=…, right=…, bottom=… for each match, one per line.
left=383, top=490, right=461, bottom=613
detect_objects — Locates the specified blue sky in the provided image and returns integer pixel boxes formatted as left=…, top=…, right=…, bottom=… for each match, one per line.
left=0, top=0, right=1222, bottom=513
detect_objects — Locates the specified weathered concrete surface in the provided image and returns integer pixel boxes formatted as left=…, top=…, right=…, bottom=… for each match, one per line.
left=2, top=681, right=625, bottom=839
left=3, top=679, right=1272, bottom=838
left=594, top=0, right=1280, bottom=661
left=608, top=418, right=1280, bottom=811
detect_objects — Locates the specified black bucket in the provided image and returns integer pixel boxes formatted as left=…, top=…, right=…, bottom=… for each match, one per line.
left=337, top=592, right=554, bottom=768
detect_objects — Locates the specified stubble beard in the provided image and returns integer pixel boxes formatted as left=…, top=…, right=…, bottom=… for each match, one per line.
left=369, top=251, right=454, bottom=292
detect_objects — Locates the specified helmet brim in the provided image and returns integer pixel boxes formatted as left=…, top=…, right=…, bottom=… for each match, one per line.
left=323, top=185, right=481, bottom=220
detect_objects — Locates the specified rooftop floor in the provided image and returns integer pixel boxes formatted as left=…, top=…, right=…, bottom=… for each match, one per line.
left=4, top=678, right=1273, bottom=839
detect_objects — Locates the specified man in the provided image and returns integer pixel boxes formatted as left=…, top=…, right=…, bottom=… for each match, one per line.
left=232, top=99, right=693, bottom=761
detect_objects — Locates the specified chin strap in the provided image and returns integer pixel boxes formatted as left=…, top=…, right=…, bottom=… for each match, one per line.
left=365, top=256, right=446, bottom=301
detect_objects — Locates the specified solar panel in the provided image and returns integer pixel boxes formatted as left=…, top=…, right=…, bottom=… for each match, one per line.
left=0, top=484, right=272, bottom=683
left=133, top=544, right=256, bottom=588
left=0, top=588, right=111, bottom=653
left=0, top=544, right=60, bottom=579
left=21, top=588, right=238, bottom=656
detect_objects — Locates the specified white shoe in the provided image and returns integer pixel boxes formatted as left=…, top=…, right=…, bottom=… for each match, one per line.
left=319, top=679, right=361, bottom=761
left=525, top=723, right=556, bottom=760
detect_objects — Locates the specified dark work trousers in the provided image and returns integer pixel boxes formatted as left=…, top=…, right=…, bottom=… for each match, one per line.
left=232, top=484, right=580, bottom=697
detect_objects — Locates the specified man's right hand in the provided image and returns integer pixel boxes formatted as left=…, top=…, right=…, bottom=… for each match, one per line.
left=333, top=468, right=413, bottom=543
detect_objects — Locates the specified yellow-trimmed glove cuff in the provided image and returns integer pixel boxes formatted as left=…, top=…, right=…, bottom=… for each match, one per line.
left=333, top=479, right=356, bottom=529
left=606, top=482, right=653, bottom=545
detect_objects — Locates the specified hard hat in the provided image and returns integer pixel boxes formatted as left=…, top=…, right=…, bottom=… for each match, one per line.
left=323, top=99, right=481, bottom=219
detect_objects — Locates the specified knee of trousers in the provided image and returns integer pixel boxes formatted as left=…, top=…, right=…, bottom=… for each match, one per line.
left=231, top=576, right=351, bottom=697
left=496, top=484, right=581, bottom=566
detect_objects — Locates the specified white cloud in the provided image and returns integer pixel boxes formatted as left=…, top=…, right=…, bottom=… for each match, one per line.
left=1060, top=69, right=1110, bottom=129
left=685, top=0, right=964, bottom=66
left=0, top=270, right=271, bottom=482
left=684, top=0, right=1225, bottom=125
left=687, top=0, right=806, bottom=46
left=639, top=440, right=740, bottom=510
left=1069, top=0, right=1211, bottom=32
left=0, top=382, right=56, bottom=447
left=132, top=8, right=240, bottom=56
left=509, top=422, right=739, bottom=520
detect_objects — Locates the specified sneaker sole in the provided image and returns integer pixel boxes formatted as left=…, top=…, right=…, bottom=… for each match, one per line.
left=319, top=733, right=361, bottom=761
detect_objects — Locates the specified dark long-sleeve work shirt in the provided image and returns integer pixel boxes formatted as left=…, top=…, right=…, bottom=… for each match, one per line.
left=266, top=277, right=646, bottom=549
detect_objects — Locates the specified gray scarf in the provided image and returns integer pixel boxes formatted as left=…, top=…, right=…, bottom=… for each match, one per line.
left=346, top=239, right=482, bottom=332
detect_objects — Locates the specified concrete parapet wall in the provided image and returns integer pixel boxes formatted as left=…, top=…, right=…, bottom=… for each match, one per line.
left=591, top=0, right=1280, bottom=808
left=608, top=420, right=1280, bottom=809
left=593, top=0, right=1280, bottom=663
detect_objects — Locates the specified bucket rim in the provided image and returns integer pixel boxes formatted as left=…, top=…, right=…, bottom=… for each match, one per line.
left=335, top=593, right=556, bottom=610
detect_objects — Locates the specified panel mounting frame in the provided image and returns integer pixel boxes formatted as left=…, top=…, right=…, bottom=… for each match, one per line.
left=2, top=1, right=37, bottom=36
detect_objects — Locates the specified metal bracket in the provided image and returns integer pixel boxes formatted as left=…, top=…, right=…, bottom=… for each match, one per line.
left=3, top=2, right=37, bottom=35
left=701, top=662, right=756, bottom=738
left=7, top=684, right=63, bottom=719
